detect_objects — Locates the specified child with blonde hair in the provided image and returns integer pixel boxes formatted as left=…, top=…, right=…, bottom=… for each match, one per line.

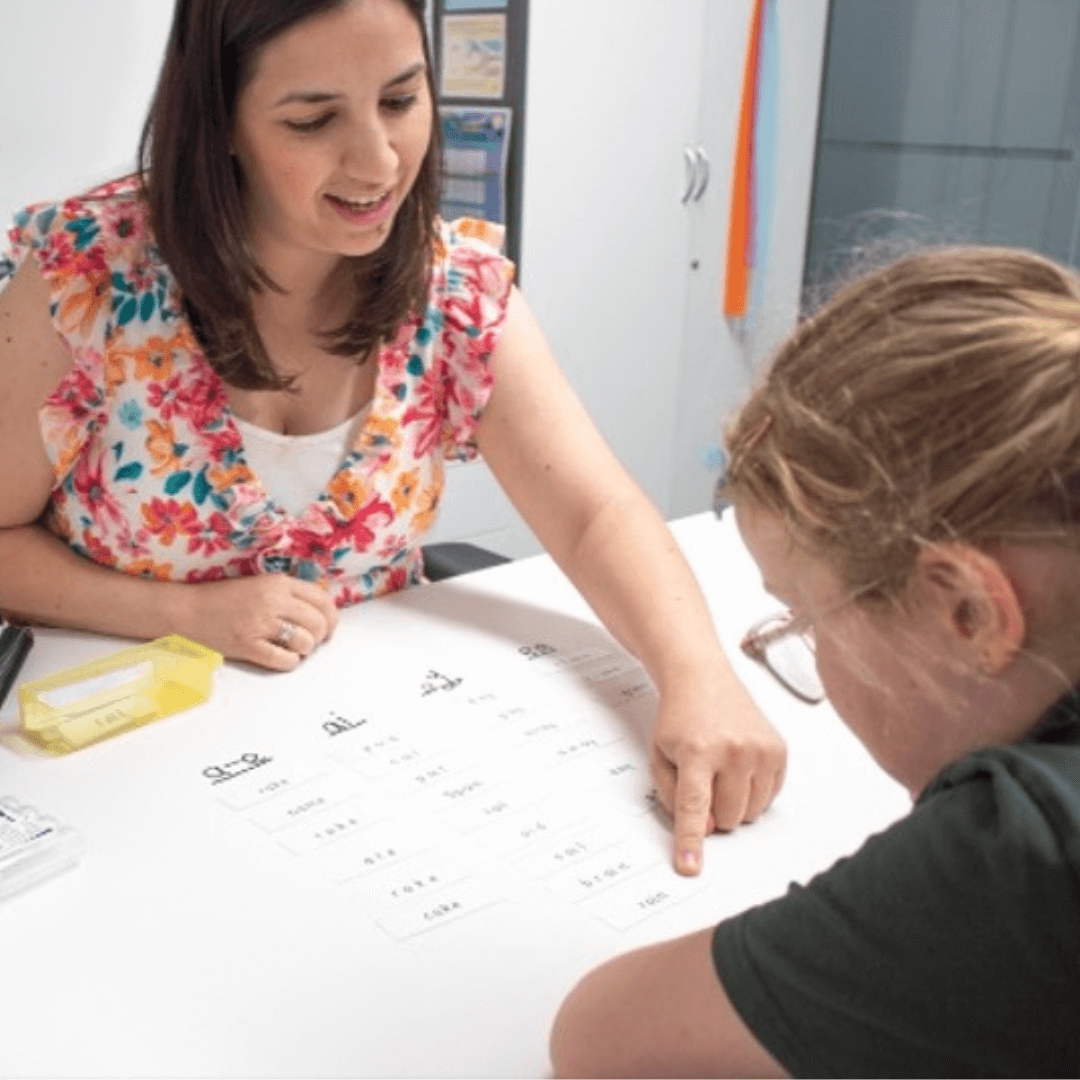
left=551, top=245, right=1080, bottom=1078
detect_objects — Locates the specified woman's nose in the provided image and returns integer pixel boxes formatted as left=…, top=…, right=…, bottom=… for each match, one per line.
left=341, top=117, right=398, bottom=184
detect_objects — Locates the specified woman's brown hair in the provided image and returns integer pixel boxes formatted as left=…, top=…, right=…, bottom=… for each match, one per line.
left=721, top=245, right=1080, bottom=603
left=138, top=0, right=441, bottom=390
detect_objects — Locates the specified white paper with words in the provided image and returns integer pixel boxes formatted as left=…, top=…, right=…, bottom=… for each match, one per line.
left=198, top=642, right=706, bottom=940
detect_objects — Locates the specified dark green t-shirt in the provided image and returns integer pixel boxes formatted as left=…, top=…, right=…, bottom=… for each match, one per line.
left=712, top=690, right=1080, bottom=1079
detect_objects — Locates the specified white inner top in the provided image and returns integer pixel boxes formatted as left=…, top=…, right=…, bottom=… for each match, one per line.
left=234, top=403, right=371, bottom=517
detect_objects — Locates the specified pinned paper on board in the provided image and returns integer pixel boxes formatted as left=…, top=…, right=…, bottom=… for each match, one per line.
left=440, top=13, right=507, bottom=99
left=440, top=106, right=512, bottom=225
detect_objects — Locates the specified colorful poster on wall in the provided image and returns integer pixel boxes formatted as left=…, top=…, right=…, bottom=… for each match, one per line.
left=440, top=106, right=512, bottom=230
left=440, top=13, right=507, bottom=99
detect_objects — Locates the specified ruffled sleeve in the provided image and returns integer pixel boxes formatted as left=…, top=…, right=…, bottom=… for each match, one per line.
left=434, top=218, right=515, bottom=460
left=2, top=179, right=148, bottom=482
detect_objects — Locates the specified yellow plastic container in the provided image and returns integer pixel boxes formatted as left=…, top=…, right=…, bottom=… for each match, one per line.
left=18, top=635, right=223, bottom=754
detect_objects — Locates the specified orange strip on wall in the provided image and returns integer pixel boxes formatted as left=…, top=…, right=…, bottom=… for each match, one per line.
left=723, top=0, right=765, bottom=317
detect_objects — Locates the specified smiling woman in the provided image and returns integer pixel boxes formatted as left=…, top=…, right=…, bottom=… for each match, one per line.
left=144, top=0, right=440, bottom=393
left=0, top=0, right=787, bottom=878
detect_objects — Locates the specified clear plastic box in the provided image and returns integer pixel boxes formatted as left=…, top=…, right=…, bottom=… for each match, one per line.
left=0, top=796, right=83, bottom=901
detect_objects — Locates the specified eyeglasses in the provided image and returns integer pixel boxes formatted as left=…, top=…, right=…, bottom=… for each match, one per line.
left=740, top=610, right=825, bottom=705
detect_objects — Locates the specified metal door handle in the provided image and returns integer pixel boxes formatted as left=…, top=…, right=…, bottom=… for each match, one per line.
left=682, top=146, right=700, bottom=204
left=692, top=146, right=710, bottom=201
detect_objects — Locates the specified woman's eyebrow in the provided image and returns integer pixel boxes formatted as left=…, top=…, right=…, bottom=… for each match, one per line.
left=272, top=90, right=342, bottom=107
left=383, top=61, right=426, bottom=89
left=272, top=63, right=425, bottom=109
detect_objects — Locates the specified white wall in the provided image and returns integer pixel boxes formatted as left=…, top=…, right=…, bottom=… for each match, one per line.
left=0, top=1, right=174, bottom=225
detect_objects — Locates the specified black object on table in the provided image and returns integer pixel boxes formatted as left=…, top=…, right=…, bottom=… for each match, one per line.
left=0, top=623, right=34, bottom=711
left=422, top=543, right=511, bottom=582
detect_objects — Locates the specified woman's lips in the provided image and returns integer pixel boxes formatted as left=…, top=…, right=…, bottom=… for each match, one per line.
left=326, top=191, right=394, bottom=226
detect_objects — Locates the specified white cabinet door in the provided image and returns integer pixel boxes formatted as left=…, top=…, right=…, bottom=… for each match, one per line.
left=520, top=0, right=707, bottom=510
left=427, top=0, right=708, bottom=557
left=669, top=0, right=755, bottom=519
left=669, top=0, right=829, bottom=519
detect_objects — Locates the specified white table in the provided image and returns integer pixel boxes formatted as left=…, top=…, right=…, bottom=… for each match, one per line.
left=0, top=513, right=908, bottom=1078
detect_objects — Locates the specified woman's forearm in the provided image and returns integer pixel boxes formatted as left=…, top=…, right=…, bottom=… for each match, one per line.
left=0, top=523, right=187, bottom=639
left=553, top=490, right=736, bottom=694
left=472, top=291, right=786, bottom=864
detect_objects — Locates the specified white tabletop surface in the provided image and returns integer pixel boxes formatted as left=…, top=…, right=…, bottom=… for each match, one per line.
left=0, top=512, right=909, bottom=1078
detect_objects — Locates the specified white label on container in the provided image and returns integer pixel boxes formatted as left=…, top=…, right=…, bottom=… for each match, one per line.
left=39, top=661, right=154, bottom=708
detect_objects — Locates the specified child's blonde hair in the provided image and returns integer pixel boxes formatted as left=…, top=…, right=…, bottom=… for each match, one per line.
left=722, top=246, right=1080, bottom=605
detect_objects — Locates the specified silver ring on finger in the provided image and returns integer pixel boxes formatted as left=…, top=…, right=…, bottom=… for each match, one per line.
left=273, top=618, right=297, bottom=650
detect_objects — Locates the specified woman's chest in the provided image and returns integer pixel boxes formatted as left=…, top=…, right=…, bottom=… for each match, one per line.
left=224, top=347, right=379, bottom=437
left=57, top=317, right=447, bottom=543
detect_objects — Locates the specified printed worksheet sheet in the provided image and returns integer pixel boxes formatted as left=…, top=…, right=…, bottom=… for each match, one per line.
left=199, top=641, right=706, bottom=940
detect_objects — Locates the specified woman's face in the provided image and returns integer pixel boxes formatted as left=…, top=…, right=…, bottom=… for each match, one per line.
left=231, top=0, right=432, bottom=274
left=736, top=501, right=980, bottom=795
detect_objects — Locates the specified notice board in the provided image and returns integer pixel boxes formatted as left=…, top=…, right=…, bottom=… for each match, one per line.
left=431, top=0, right=529, bottom=271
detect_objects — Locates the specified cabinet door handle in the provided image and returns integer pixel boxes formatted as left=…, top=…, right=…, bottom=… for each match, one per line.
left=692, top=146, right=710, bottom=201
left=682, top=146, right=700, bottom=204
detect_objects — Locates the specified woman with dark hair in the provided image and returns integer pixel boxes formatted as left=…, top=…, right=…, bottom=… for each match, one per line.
left=0, top=0, right=784, bottom=874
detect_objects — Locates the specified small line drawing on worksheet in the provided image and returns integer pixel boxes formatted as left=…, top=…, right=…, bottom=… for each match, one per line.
left=199, top=643, right=705, bottom=940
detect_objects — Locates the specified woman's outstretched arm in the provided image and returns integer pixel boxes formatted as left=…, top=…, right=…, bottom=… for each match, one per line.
left=476, top=288, right=787, bottom=875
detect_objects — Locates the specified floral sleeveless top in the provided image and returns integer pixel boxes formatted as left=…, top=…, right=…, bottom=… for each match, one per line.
left=0, top=178, right=514, bottom=606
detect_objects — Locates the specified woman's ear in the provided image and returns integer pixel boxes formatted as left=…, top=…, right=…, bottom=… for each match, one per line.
left=914, top=544, right=1026, bottom=674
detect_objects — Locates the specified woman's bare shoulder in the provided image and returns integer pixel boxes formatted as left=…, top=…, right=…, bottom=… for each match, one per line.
left=0, top=257, right=73, bottom=524
left=1, top=253, right=72, bottom=363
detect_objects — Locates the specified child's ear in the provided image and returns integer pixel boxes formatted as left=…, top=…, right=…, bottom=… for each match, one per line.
left=914, top=544, right=1025, bottom=674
